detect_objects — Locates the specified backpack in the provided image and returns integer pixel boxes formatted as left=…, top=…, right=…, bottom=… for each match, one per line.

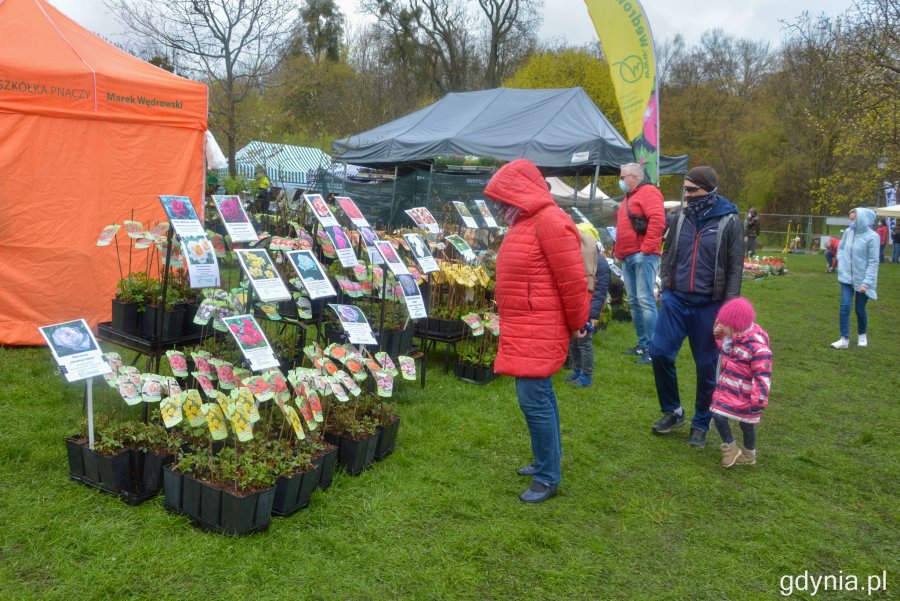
left=578, top=231, right=598, bottom=292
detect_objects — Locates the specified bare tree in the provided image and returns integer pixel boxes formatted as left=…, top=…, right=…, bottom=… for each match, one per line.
left=106, top=0, right=298, bottom=174
left=477, top=0, right=542, bottom=88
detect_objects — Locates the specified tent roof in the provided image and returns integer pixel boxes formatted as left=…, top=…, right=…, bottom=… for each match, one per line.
left=333, top=87, right=687, bottom=175
left=0, top=0, right=206, bottom=129
left=235, top=141, right=332, bottom=185
left=874, top=205, right=900, bottom=218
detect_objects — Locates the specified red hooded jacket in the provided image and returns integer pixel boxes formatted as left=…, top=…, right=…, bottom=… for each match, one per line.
left=613, top=182, right=665, bottom=259
left=485, top=160, right=589, bottom=378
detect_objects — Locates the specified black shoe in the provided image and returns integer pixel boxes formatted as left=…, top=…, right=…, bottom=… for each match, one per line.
left=624, top=345, right=644, bottom=356
left=517, top=463, right=537, bottom=476
left=651, top=411, right=685, bottom=434
left=687, top=427, right=708, bottom=448
left=519, top=481, right=558, bottom=503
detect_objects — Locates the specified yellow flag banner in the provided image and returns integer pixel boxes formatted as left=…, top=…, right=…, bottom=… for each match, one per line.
left=584, top=0, right=659, bottom=183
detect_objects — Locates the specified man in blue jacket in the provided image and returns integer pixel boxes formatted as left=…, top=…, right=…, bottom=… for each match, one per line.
left=648, top=166, right=745, bottom=448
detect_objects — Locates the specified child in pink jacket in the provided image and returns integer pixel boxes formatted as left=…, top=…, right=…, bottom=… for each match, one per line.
left=711, top=298, right=773, bottom=467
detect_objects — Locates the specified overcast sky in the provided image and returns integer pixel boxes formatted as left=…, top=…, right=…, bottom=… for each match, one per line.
left=50, top=0, right=855, bottom=50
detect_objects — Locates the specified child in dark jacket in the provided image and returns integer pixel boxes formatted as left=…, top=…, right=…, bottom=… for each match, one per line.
left=566, top=223, right=611, bottom=387
left=711, top=297, right=773, bottom=467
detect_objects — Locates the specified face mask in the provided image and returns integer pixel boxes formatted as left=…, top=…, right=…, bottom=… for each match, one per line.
left=848, top=220, right=857, bottom=230
left=618, top=179, right=629, bottom=193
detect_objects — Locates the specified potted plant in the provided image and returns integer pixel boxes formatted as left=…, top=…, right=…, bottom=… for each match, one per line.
left=142, top=278, right=185, bottom=341
left=453, top=312, right=500, bottom=385
left=324, top=398, right=378, bottom=475
left=112, top=272, right=153, bottom=335
left=165, top=444, right=277, bottom=536
left=367, top=400, right=400, bottom=461
left=269, top=438, right=321, bottom=517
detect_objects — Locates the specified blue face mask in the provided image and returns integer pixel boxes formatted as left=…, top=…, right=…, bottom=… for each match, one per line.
left=618, top=179, right=629, bottom=193
left=848, top=220, right=857, bottom=230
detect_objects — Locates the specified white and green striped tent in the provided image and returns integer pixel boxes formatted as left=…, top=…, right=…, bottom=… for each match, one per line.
left=232, top=141, right=332, bottom=186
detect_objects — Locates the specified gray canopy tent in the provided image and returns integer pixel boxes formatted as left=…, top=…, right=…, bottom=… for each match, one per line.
left=330, top=87, right=687, bottom=225
left=333, top=87, right=687, bottom=174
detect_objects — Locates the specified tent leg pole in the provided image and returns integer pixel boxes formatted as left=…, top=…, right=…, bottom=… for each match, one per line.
left=573, top=172, right=578, bottom=209
left=590, top=164, right=599, bottom=218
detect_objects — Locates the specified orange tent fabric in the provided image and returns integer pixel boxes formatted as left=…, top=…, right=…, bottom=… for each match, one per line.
left=0, top=0, right=208, bottom=345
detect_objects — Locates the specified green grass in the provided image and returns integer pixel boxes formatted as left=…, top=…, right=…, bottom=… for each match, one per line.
left=1, top=254, right=898, bottom=600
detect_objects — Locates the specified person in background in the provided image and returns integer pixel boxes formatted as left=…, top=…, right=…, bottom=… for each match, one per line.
left=649, top=166, right=744, bottom=449
left=876, top=219, right=888, bottom=263
left=892, top=221, right=900, bottom=264
left=710, top=297, right=772, bottom=468
left=566, top=222, right=611, bottom=388
left=831, top=208, right=880, bottom=349
left=614, top=162, right=666, bottom=365
left=485, top=159, right=589, bottom=504
left=254, top=165, right=271, bottom=214
left=824, top=235, right=840, bottom=273
left=745, top=208, right=760, bottom=257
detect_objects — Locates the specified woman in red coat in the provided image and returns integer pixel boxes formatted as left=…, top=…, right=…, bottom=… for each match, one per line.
left=485, top=159, right=589, bottom=503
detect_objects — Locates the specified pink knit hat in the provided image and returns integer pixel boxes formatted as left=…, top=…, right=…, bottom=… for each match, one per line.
left=717, top=298, right=755, bottom=331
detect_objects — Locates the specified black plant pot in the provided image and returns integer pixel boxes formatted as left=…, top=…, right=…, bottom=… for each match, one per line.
left=67, top=438, right=129, bottom=494
left=325, top=431, right=378, bottom=476
left=454, top=361, right=497, bottom=385
left=271, top=463, right=321, bottom=517
left=120, top=450, right=175, bottom=505
left=163, top=466, right=184, bottom=514
left=312, top=445, right=338, bottom=490
left=111, top=299, right=141, bottom=336
left=164, top=467, right=275, bottom=535
left=374, top=416, right=401, bottom=461
left=65, top=437, right=86, bottom=480
left=178, top=302, right=204, bottom=338
left=142, top=305, right=185, bottom=341
left=91, top=447, right=130, bottom=494
left=376, top=323, right=415, bottom=358
left=416, top=317, right=464, bottom=337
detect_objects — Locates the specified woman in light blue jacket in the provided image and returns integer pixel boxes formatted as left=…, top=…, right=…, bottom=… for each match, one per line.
left=831, top=207, right=879, bottom=349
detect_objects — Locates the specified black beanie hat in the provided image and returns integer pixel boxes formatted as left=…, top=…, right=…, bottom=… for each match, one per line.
left=685, top=166, right=718, bottom=192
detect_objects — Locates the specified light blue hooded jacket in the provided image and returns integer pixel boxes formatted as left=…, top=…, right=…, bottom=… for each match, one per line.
left=837, top=207, right=879, bottom=300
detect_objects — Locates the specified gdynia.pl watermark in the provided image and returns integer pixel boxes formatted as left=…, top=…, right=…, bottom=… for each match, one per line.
left=779, top=570, right=888, bottom=596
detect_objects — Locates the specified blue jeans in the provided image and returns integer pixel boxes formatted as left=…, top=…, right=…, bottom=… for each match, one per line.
left=649, top=290, right=721, bottom=431
left=839, top=282, right=869, bottom=338
left=893, top=243, right=900, bottom=264
left=621, top=252, right=660, bottom=350
left=515, top=377, right=562, bottom=486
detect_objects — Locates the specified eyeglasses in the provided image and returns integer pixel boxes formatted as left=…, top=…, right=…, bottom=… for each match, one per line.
left=683, top=185, right=702, bottom=193
left=619, top=173, right=637, bottom=180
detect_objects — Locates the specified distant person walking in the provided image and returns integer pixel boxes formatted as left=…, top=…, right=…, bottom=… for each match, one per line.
left=745, top=208, right=760, bottom=257
left=649, top=166, right=745, bottom=449
left=876, top=219, right=889, bottom=263
left=485, top=159, right=589, bottom=504
left=614, top=162, right=665, bottom=365
left=831, top=208, right=880, bottom=349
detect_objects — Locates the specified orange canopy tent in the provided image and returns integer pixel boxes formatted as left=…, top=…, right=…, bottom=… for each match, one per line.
left=0, top=0, right=208, bottom=345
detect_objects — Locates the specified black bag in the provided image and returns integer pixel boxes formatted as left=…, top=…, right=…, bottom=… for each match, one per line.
left=625, top=197, right=648, bottom=235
